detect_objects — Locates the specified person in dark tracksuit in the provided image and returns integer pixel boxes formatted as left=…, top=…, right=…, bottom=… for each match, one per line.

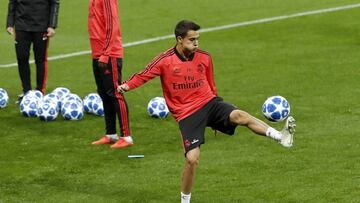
left=6, top=0, right=60, bottom=102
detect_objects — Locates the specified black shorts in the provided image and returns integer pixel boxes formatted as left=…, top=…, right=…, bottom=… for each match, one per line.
left=179, top=97, right=238, bottom=155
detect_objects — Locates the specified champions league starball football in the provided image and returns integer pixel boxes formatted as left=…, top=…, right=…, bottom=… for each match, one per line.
left=19, top=90, right=43, bottom=117
left=52, top=87, right=70, bottom=99
left=37, top=100, right=58, bottom=121
left=147, top=97, right=169, bottom=119
left=92, top=97, right=104, bottom=116
left=61, top=100, right=84, bottom=121
left=262, top=95, right=290, bottom=122
left=20, top=96, right=40, bottom=117
left=0, top=88, right=9, bottom=109
left=43, top=93, right=61, bottom=111
left=83, top=93, right=97, bottom=113
left=83, top=93, right=104, bottom=116
left=24, top=90, right=43, bottom=99
left=61, top=93, right=83, bottom=107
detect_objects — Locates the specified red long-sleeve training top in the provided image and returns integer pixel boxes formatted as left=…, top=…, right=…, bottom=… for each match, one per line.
left=88, top=0, right=123, bottom=63
left=124, top=47, right=217, bottom=122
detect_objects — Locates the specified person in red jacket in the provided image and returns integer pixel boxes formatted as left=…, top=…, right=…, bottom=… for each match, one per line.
left=88, top=0, right=133, bottom=148
left=118, top=20, right=296, bottom=203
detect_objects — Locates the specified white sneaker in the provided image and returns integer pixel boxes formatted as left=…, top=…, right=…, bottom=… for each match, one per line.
left=280, top=116, right=296, bottom=148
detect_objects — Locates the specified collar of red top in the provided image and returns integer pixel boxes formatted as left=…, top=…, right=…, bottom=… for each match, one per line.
left=174, top=47, right=195, bottom=62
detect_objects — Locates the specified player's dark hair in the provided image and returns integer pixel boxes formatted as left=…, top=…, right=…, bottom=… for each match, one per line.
left=174, top=20, right=201, bottom=38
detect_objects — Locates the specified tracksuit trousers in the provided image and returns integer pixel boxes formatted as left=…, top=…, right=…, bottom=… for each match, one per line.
left=15, top=30, right=49, bottom=94
left=92, top=57, right=131, bottom=137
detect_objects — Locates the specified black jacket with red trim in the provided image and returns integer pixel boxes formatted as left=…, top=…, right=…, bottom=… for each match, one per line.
left=6, top=0, right=60, bottom=32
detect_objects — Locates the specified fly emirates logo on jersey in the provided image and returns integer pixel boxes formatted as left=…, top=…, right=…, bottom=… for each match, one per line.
left=172, top=64, right=205, bottom=90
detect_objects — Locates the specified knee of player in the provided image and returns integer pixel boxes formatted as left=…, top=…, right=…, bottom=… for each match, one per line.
left=230, top=110, right=250, bottom=125
left=186, top=154, right=200, bottom=167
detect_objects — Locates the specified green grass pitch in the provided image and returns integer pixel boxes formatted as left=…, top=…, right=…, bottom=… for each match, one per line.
left=0, top=0, right=359, bottom=202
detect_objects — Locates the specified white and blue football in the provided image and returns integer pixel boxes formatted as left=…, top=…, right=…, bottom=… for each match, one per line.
left=20, top=96, right=39, bottom=117
left=147, top=97, right=169, bottom=119
left=52, top=87, right=70, bottom=99
left=38, top=100, right=58, bottom=121
left=24, top=90, right=43, bottom=99
left=262, top=95, right=290, bottom=122
left=92, top=97, right=104, bottom=116
left=0, top=88, right=9, bottom=109
left=43, top=93, right=61, bottom=111
left=61, top=100, right=84, bottom=121
left=83, top=93, right=101, bottom=113
left=61, top=93, right=83, bottom=108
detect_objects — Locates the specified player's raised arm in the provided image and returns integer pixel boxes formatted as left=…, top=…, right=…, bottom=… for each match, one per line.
left=118, top=52, right=167, bottom=93
left=118, top=64, right=160, bottom=93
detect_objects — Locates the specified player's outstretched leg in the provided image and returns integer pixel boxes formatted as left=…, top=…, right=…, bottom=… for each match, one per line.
left=229, top=110, right=296, bottom=148
left=280, top=116, right=296, bottom=148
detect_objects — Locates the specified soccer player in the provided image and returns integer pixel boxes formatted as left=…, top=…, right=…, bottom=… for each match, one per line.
left=6, top=0, right=60, bottom=102
left=118, top=20, right=296, bottom=203
left=88, top=0, right=133, bottom=148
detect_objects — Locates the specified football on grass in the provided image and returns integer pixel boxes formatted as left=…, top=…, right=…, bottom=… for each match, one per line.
left=262, top=95, right=290, bottom=122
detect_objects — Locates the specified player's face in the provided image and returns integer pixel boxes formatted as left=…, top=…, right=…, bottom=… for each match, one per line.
left=178, top=30, right=200, bottom=53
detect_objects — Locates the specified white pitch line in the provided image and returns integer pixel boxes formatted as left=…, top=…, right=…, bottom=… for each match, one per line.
left=1, top=3, right=360, bottom=68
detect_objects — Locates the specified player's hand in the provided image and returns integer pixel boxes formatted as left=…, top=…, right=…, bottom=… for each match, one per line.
left=117, top=84, right=129, bottom=93
left=6, top=27, right=14, bottom=36
left=47, top=27, right=56, bottom=37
